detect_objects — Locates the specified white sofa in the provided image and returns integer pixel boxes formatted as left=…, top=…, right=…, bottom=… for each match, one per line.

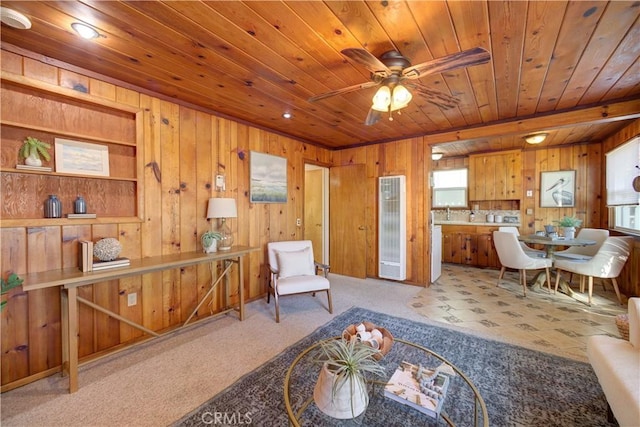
left=587, top=297, right=640, bottom=426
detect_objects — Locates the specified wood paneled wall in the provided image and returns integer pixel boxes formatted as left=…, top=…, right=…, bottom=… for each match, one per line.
left=0, top=50, right=331, bottom=388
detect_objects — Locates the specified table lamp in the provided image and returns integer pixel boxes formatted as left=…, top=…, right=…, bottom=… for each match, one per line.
left=206, top=198, right=237, bottom=251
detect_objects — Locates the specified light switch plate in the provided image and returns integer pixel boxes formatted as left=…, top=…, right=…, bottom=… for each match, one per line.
left=127, top=292, right=137, bottom=307
left=526, top=190, right=533, bottom=197
left=526, top=208, right=533, bottom=215
left=215, top=174, right=226, bottom=191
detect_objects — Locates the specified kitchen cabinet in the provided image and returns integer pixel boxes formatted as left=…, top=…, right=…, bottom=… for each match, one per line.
left=469, top=150, right=522, bottom=201
left=0, top=72, right=143, bottom=227
left=441, top=225, right=500, bottom=268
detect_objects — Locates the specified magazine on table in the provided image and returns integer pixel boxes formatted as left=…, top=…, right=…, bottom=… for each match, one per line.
left=384, top=361, right=451, bottom=418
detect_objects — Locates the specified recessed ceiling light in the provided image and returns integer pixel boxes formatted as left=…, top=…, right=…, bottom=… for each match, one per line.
left=431, top=153, right=443, bottom=161
left=71, top=22, right=101, bottom=40
left=1, top=7, right=32, bottom=30
left=282, top=112, right=292, bottom=119
left=524, top=133, right=548, bottom=144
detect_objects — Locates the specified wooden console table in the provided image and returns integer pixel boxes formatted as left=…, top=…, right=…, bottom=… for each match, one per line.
left=21, top=246, right=258, bottom=393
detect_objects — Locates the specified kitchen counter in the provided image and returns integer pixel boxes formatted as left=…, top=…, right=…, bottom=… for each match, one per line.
left=435, top=221, right=521, bottom=227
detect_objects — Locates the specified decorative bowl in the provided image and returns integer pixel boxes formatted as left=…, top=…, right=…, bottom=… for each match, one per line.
left=342, top=321, right=393, bottom=360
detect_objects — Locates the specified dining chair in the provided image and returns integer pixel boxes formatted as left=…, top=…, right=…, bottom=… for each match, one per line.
left=498, top=226, right=546, bottom=258
left=554, top=228, right=609, bottom=258
left=493, top=231, right=553, bottom=296
left=554, top=236, right=632, bottom=306
left=267, top=240, right=333, bottom=323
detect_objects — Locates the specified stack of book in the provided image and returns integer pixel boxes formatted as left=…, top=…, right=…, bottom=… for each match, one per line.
left=384, top=361, right=451, bottom=419
left=79, top=240, right=130, bottom=272
left=15, top=164, right=52, bottom=172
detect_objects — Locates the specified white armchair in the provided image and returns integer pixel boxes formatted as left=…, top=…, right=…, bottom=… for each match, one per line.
left=267, top=240, right=333, bottom=323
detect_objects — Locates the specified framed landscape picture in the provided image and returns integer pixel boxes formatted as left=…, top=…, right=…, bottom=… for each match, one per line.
left=250, top=151, right=287, bottom=203
left=540, top=170, right=575, bottom=207
left=55, top=138, right=110, bottom=177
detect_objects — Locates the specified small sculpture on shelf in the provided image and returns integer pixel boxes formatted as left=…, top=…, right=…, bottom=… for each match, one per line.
left=19, top=136, right=51, bottom=167
left=93, top=238, right=122, bottom=261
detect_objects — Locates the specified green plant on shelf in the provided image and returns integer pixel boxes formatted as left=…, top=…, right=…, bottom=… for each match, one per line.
left=1, top=273, right=24, bottom=311
left=19, top=136, right=51, bottom=166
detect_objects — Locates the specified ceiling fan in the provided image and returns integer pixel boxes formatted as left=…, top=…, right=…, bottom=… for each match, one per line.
left=309, top=47, right=491, bottom=125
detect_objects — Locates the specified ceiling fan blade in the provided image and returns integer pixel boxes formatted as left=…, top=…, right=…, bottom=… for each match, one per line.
left=341, top=48, right=391, bottom=77
left=364, top=108, right=382, bottom=126
left=308, top=81, right=380, bottom=102
left=406, top=83, right=460, bottom=110
left=402, top=47, right=491, bottom=79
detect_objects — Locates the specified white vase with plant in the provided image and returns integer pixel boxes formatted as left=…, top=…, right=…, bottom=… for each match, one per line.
left=201, top=231, right=222, bottom=253
left=19, top=137, right=51, bottom=167
left=554, top=216, right=582, bottom=240
left=313, top=337, right=385, bottom=419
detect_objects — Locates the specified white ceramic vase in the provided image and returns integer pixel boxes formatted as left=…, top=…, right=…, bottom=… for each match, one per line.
left=563, top=227, right=576, bottom=240
left=313, top=363, right=368, bottom=419
left=24, top=154, right=42, bottom=167
left=203, top=238, right=217, bottom=253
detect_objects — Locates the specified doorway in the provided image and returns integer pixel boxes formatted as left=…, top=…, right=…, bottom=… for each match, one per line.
left=304, top=164, right=329, bottom=264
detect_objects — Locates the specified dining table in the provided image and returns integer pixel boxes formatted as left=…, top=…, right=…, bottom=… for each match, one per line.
left=517, top=235, right=597, bottom=298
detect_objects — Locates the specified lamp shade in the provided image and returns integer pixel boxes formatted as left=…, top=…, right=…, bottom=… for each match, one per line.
left=371, top=86, right=391, bottom=112
left=207, top=198, right=237, bottom=219
left=390, top=84, right=412, bottom=111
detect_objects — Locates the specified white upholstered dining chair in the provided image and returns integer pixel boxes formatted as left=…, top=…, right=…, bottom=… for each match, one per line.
left=554, top=228, right=609, bottom=259
left=554, top=236, right=632, bottom=306
left=493, top=231, right=553, bottom=296
left=267, top=240, right=333, bottom=323
left=498, top=226, right=545, bottom=257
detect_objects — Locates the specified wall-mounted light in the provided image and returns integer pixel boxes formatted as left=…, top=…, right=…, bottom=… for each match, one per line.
left=524, top=133, right=548, bottom=145
left=431, top=153, right=443, bottom=161
left=71, top=22, right=101, bottom=40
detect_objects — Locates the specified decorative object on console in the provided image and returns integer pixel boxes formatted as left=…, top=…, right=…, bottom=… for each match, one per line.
left=206, top=198, right=237, bottom=250
left=93, top=237, right=122, bottom=261
left=201, top=230, right=222, bottom=253
left=313, top=336, right=385, bottom=419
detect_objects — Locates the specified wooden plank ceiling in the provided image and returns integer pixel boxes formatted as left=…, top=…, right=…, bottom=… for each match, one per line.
left=1, top=1, right=639, bottom=155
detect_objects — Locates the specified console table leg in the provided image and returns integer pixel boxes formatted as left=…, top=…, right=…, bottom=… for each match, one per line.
left=62, top=287, right=79, bottom=393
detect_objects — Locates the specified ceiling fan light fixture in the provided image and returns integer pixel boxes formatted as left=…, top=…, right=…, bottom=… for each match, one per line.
left=71, top=22, right=100, bottom=40
left=371, top=86, right=391, bottom=112
left=524, top=133, right=548, bottom=145
left=390, top=84, right=412, bottom=111
left=431, top=153, right=444, bottom=161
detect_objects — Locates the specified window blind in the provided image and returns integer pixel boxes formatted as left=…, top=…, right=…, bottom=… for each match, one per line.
left=606, top=136, right=640, bottom=206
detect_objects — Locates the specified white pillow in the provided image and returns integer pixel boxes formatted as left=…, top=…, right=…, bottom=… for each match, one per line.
left=277, top=247, right=315, bottom=278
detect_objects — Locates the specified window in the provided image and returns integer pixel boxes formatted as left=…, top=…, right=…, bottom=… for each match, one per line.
left=432, top=168, right=468, bottom=208
left=606, top=136, right=640, bottom=234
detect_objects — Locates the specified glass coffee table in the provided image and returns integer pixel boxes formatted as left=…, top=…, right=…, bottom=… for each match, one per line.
left=284, top=337, right=488, bottom=426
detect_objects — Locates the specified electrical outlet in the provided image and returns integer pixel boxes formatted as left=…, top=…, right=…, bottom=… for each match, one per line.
left=296, top=218, right=302, bottom=226
left=526, top=208, right=533, bottom=215
left=127, top=292, right=137, bottom=307
left=526, top=190, right=533, bottom=197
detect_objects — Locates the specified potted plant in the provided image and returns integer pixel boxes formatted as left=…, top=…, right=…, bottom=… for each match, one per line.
left=554, top=215, right=582, bottom=240
left=313, top=336, right=385, bottom=419
left=19, top=136, right=51, bottom=167
left=201, top=231, right=223, bottom=253
left=1, top=273, right=23, bottom=311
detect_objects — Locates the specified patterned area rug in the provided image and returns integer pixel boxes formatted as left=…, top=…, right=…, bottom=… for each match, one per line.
left=174, top=307, right=613, bottom=427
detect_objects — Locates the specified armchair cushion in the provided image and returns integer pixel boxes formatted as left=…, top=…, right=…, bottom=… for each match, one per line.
left=276, top=247, right=315, bottom=278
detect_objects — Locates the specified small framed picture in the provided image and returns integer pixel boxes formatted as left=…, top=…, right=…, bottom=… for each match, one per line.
left=55, top=138, right=110, bottom=177
left=540, top=170, right=575, bottom=207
